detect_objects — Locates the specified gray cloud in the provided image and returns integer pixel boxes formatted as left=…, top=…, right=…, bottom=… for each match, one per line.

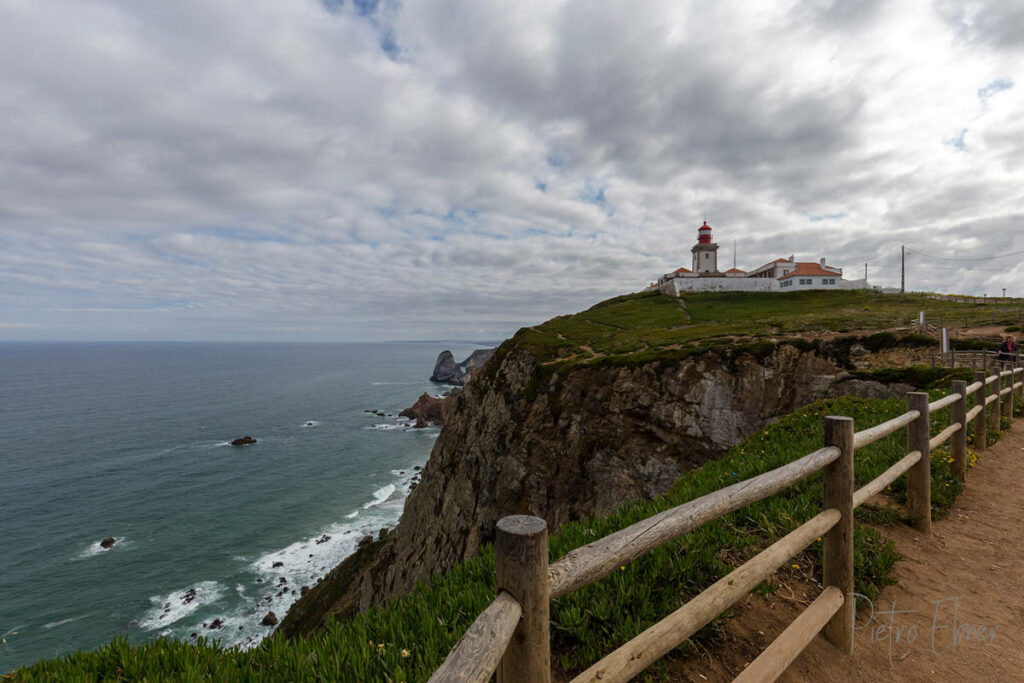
left=0, top=0, right=1022, bottom=341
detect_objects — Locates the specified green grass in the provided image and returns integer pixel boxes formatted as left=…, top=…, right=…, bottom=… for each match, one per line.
left=13, top=393, right=988, bottom=682
left=507, top=290, right=1020, bottom=368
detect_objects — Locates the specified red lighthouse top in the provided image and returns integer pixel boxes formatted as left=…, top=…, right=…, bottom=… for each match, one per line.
left=697, top=221, right=713, bottom=244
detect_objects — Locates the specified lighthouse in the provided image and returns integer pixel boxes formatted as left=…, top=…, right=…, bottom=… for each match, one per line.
left=691, top=221, right=720, bottom=274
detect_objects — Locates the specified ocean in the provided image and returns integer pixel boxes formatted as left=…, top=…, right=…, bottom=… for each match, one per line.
left=0, top=341, right=490, bottom=672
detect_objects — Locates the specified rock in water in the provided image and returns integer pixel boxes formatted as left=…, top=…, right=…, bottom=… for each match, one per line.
left=429, top=348, right=496, bottom=385
left=429, top=350, right=461, bottom=383
left=399, top=389, right=460, bottom=426
left=261, top=612, right=278, bottom=626
left=100, top=537, right=116, bottom=549
left=230, top=435, right=257, bottom=446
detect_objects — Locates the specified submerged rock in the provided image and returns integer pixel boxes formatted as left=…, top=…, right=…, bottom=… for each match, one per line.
left=261, top=612, right=278, bottom=626
left=230, top=436, right=257, bottom=446
left=100, top=537, right=116, bottom=549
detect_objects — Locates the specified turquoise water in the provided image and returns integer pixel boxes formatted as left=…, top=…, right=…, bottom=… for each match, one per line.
left=0, top=341, right=488, bottom=672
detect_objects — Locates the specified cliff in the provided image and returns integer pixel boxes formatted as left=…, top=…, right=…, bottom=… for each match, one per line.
left=279, top=340, right=926, bottom=638
left=278, top=291, right=954, bottom=637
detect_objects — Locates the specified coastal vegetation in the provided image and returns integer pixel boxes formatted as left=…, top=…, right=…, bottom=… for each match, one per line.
left=14, top=392, right=987, bottom=681
left=11, top=290, right=1019, bottom=681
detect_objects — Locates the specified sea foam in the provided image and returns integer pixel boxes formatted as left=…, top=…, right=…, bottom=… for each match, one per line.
left=77, top=537, right=127, bottom=559
left=363, top=484, right=396, bottom=509
left=138, top=581, right=225, bottom=631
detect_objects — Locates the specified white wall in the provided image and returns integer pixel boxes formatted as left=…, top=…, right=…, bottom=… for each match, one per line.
left=778, top=276, right=871, bottom=291
left=660, top=277, right=779, bottom=295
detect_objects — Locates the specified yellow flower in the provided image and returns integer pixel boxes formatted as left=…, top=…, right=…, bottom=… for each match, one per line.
left=620, top=566, right=626, bottom=571
left=401, top=649, right=410, bottom=658
left=791, top=564, right=800, bottom=569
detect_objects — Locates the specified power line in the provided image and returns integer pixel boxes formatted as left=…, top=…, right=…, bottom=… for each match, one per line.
left=905, top=246, right=1024, bottom=262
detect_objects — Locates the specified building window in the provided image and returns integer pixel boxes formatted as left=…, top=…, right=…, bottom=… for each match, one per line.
left=799, top=278, right=810, bottom=285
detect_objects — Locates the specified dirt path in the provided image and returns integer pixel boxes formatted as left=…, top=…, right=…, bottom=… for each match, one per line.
left=783, top=419, right=1024, bottom=682
left=667, top=420, right=1024, bottom=682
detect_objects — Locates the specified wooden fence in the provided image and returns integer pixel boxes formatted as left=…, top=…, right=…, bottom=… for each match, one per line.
left=929, top=349, right=1020, bottom=370
left=428, top=360, right=1024, bottom=683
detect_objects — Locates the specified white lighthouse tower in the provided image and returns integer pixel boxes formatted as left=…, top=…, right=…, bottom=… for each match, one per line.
left=691, top=221, right=720, bottom=274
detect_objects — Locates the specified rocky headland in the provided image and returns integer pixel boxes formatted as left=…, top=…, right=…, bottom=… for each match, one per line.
left=277, top=328, right=932, bottom=638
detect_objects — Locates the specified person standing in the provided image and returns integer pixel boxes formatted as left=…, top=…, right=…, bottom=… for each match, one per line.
left=997, top=335, right=1018, bottom=361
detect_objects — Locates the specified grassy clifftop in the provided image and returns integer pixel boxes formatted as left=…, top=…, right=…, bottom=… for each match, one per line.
left=510, top=290, right=1020, bottom=367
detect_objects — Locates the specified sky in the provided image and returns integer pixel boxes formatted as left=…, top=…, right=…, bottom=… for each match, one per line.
left=1, top=0, right=1023, bottom=342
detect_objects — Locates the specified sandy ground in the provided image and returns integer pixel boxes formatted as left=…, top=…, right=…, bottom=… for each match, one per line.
left=783, top=418, right=1024, bottom=682
left=662, top=418, right=1024, bottom=682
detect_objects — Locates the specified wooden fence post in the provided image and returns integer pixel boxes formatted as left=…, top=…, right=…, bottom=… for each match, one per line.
left=951, top=380, right=967, bottom=482
left=973, top=370, right=987, bottom=451
left=1018, top=361, right=1024, bottom=403
left=1003, top=363, right=1014, bottom=422
left=907, top=392, right=931, bottom=534
left=496, top=515, right=550, bottom=683
left=988, top=365, right=1001, bottom=434
left=823, top=416, right=855, bottom=650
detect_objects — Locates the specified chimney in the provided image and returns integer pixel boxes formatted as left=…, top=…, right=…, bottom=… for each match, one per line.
left=820, top=257, right=826, bottom=267
left=788, top=255, right=794, bottom=263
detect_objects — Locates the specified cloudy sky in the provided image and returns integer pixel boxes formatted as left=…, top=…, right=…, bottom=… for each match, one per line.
left=2, top=0, right=1022, bottom=342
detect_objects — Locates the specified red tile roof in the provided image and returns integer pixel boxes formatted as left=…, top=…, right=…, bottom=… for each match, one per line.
left=671, top=266, right=692, bottom=274
left=724, top=268, right=746, bottom=274
left=749, top=257, right=792, bottom=272
left=778, top=262, right=841, bottom=280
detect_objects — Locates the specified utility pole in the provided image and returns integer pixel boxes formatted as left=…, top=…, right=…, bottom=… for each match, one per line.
left=900, top=245, right=905, bottom=294
left=864, top=262, right=867, bottom=282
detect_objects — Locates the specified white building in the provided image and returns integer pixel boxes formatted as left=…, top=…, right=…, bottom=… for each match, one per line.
left=656, top=222, right=869, bottom=295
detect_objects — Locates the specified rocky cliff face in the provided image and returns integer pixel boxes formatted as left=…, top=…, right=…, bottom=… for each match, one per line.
left=280, top=339, right=903, bottom=636
left=370, top=344, right=842, bottom=603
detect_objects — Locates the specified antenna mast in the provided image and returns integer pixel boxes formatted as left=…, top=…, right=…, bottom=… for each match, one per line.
left=900, top=245, right=905, bottom=294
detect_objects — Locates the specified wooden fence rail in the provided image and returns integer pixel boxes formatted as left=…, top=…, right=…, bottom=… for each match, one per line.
left=430, top=361, right=1024, bottom=683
